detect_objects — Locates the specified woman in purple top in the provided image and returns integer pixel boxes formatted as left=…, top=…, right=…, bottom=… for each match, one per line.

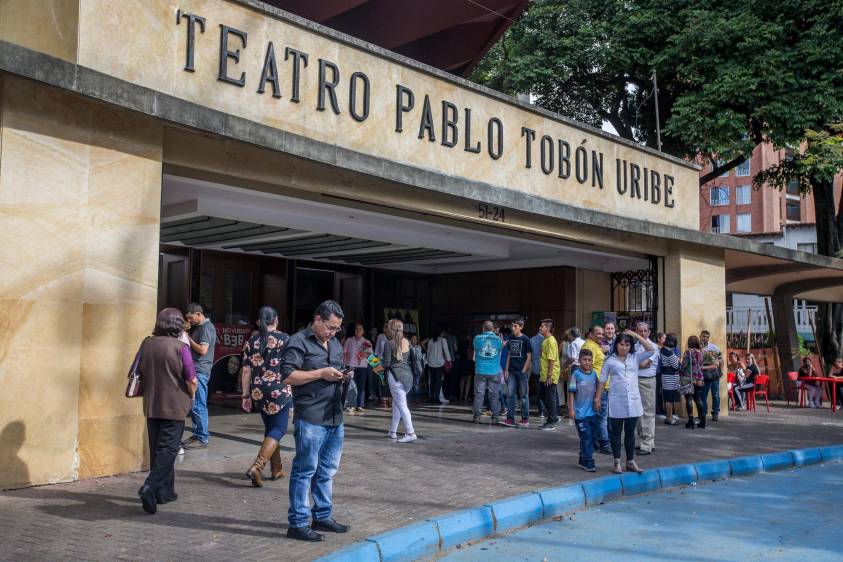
left=136, top=308, right=198, bottom=514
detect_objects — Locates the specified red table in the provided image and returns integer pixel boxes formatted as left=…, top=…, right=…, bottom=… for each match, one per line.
left=799, top=377, right=842, bottom=413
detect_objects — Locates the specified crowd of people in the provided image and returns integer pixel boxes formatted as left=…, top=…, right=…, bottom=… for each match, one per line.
left=134, top=300, right=755, bottom=541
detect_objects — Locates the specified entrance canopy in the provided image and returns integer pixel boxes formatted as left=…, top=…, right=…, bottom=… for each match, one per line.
left=725, top=250, right=843, bottom=302
left=162, top=175, right=649, bottom=274
left=267, top=0, right=530, bottom=77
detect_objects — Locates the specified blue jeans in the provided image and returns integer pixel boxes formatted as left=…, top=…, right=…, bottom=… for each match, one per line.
left=701, top=379, right=721, bottom=416
left=190, top=371, right=210, bottom=443
left=412, top=373, right=422, bottom=400
left=353, top=367, right=369, bottom=408
left=506, top=371, right=529, bottom=420
left=592, top=390, right=610, bottom=450
left=575, top=415, right=598, bottom=469
left=288, top=420, right=344, bottom=528
left=261, top=406, right=290, bottom=441
left=709, top=377, right=721, bottom=415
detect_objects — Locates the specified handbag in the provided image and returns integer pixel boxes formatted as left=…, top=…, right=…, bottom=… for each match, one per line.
left=702, top=350, right=722, bottom=383
left=125, top=337, right=149, bottom=398
left=679, top=352, right=695, bottom=394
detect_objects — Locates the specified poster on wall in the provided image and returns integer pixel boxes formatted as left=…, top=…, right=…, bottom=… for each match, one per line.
left=592, top=311, right=653, bottom=331
left=208, top=323, right=253, bottom=403
left=383, top=308, right=420, bottom=336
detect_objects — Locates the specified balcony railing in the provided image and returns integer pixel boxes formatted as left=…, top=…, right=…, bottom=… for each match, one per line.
left=726, top=304, right=817, bottom=336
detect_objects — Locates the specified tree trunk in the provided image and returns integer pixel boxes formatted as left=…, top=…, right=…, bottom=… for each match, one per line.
left=812, top=178, right=843, bottom=370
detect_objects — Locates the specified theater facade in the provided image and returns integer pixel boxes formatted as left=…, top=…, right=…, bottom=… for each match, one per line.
left=2, top=0, right=842, bottom=490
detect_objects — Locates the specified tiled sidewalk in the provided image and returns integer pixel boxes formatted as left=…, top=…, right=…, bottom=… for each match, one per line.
left=2, top=402, right=841, bottom=561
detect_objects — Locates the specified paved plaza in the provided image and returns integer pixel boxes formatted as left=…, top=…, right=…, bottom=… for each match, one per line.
left=1, top=401, right=842, bottom=561
left=445, top=461, right=843, bottom=561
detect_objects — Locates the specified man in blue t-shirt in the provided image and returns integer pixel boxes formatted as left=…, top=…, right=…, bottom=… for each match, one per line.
left=472, top=321, right=503, bottom=424
left=502, top=319, right=533, bottom=428
left=567, top=348, right=600, bottom=472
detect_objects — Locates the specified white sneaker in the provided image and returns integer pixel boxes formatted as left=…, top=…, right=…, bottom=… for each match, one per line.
left=657, top=414, right=667, bottom=420
left=672, top=415, right=680, bottom=423
left=398, top=433, right=418, bottom=443
left=178, top=446, right=185, bottom=455
left=386, top=432, right=397, bottom=439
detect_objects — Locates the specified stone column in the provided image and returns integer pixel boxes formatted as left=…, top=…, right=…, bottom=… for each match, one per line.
left=0, top=75, right=163, bottom=489
left=663, top=244, right=728, bottom=415
left=772, top=291, right=800, bottom=399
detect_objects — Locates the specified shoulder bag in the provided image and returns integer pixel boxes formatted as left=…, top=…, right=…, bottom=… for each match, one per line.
left=125, top=337, right=150, bottom=398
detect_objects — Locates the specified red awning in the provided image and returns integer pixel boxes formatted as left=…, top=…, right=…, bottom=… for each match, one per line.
left=265, top=0, right=529, bottom=76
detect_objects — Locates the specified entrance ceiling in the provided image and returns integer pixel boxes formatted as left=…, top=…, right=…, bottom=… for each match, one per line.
left=161, top=175, right=650, bottom=274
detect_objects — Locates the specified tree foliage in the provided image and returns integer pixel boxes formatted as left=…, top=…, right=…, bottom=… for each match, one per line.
left=470, top=0, right=843, bottom=183
left=471, top=0, right=843, bottom=365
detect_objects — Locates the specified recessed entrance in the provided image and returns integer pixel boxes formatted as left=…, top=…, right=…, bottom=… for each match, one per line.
left=158, top=173, right=656, bottom=404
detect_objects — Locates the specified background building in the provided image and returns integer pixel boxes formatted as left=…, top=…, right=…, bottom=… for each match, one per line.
left=700, top=144, right=843, bottom=346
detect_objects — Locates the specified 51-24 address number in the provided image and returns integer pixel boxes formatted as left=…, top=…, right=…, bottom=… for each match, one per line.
left=478, top=203, right=506, bottom=223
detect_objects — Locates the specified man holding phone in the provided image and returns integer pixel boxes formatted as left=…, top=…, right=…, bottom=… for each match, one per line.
left=280, top=300, right=352, bottom=542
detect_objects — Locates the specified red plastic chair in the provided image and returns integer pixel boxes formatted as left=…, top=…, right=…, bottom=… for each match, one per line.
left=748, top=374, right=770, bottom=413
left=727, top=372, right=737, bottom=411
left=786, top=371, right=806, bottom=408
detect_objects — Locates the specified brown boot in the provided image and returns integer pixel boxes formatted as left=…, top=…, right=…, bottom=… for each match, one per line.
left=246, top=437, right=278, bottom=487
left=269, top=445, right=285, bottom=480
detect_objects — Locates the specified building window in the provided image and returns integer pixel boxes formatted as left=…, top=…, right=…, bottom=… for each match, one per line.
left=710, top=186, right=730, bottom=206
left=786, top=200, right=801, bottom=221
left=736, top=213, right=752, bottom=232
left=736, top=159, right=751, bottom=176
left=797, top=242, right=817, bottom=254
left=736, top=185, right=751, bottom=205
left=786, top=179, right=800, bottom=196
left=711, top=215, right=730, bottom=233
left=714, top=159, right=729, bottom=177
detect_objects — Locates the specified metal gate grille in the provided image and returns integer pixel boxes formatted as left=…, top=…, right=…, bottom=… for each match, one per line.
left=611, top=257, right=659, bottom=330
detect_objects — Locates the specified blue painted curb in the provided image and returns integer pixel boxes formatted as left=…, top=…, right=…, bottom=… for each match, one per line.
left=581, top=475, right=623, bottom=506
left=427, top=506, right=494, bottom=551
left=694, top=459, right=732, bottom=481
left=657, top=463, right=698, bottom=488
left=537, top=484, right=586, bottom=518
left=621, top=470, right=661, bottom=495
left=318, top=539, right=381, bottom=562
left=729, top=455, right=764, bottom=476
left=484, top=492, right=544, bottom=532
left=819, top=445, right=843, bottom=462
left=366, top=520, right=440, bottom=562
left=760, top=451, right=794, bottom=472
left=316, top=445, right=842, bottom=562
left=792, top=447, right=822, bottom=466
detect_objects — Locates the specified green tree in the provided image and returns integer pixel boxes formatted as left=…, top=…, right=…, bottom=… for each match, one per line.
left=472, top=0, right=843, bottom=363
left=754, top=125, right=843, bottom=364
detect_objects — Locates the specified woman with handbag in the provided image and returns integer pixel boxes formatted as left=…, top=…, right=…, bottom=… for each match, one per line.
left=136, top=308, right=198, bottom=514
left=383, top=318, right=418, bottom=442
left=679, top=336, right=706, bottom=429
left=240, top=306, right=291, bottom=487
